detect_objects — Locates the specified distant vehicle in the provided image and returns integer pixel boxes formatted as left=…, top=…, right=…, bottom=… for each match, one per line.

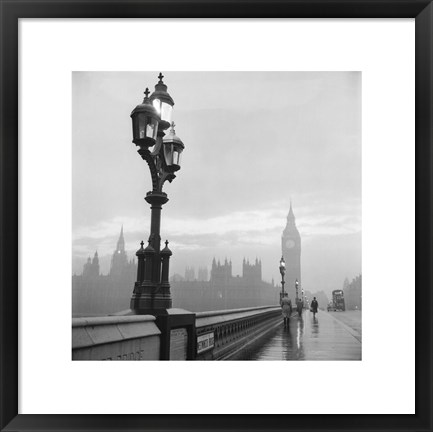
left=330, top=290, right=345, bottom=311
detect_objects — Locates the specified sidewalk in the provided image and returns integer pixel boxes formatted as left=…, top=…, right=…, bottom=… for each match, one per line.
left=243, top=309, right=362, bottom=360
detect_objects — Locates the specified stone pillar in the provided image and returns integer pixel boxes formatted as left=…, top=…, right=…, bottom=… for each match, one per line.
left=143, top=240, right=155, bottom=284
left=130, top=240, right=158, bottom=311
left=135, top=240, right=146, bottom=284
left=160, top=240, right=172, bottom=288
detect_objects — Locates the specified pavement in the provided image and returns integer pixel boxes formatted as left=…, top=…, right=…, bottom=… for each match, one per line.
left=241, top=309, right=362, bottom=361
left=327, top=310, right=362, bottom=341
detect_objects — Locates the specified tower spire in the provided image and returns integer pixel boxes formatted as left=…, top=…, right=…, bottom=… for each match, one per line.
left=287, top=200, right=295, bottom=225
left=117, top=225, right=125, bottom=252
left=281, top=199, right=301, bottom=300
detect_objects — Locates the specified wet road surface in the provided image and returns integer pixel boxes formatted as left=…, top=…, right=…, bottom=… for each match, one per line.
left=241, top=309, right=361, bottom=360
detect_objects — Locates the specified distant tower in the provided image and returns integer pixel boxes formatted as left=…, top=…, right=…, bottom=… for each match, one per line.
left=197, top=267, right=209, bottom=281
left=185, top=266, right=196, bottom=281
left=211, top=257, right=232, bottom=284
left=82, top=251, right=99, bottom=278
left=242, top=258, right=262, bottom=282
left=91, top=251, right=100, bottom=277
left=110, top=225, right=128, bottom=277
left=82, top=257, right=93, bottom=278
left=281, top=202, right=301, bottom=301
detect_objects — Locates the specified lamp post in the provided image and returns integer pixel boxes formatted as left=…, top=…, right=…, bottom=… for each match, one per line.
left=295, top=279, right=299, bottom=302
left=130, top=73, right=185, bottom=314
left=279, top=257, right=286, bottom=303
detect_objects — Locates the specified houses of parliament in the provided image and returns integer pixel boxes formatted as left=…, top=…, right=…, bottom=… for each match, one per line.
left=72, top=226, right=138, bottom=315
left=72, top=205, right=302, bottom=315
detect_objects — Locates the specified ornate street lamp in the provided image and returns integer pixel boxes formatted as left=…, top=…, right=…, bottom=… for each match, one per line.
left=150, top=72, right=174, bottom=130
left=130, top=88, right=159, bottom=148
left=295, top=279, right=299, bottom=302
left=163, top=122, right=185, bottom=172
left=130, top=73, right=184, bottom=314
left=279, top=256, right=286, bottom=302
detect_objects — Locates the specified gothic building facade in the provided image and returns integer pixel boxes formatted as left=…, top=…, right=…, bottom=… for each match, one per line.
left=110, top=225, right=128, bottom=277
left=170, top=257, right=278, bottom=312
left=73, top=229, right=280, bottom=315
left=210, top=258, right=232, bottom=285
left=281, top=202, right=301, bottom=301
left=343, top=274, right=362, bottom=310
left=243, top=258, right=262, bottom=283
left=82, top=251, right=100, bottom=278
left=72, top=227, right=137, bottom=316
left=109, top=226, right=137, bottom=280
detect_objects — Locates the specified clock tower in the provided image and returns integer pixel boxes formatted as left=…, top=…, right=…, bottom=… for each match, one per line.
left=281, top=202, right=301, bottom=301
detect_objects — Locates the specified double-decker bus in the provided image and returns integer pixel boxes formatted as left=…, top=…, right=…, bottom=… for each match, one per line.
left=331, top=289, right=345, bottom=311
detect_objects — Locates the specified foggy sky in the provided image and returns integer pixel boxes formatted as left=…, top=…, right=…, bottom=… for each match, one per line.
left=72, top=71, right=361, bottom=296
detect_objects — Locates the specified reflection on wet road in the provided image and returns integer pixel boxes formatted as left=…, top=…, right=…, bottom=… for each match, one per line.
left=242, top=309, right=361, bottom=360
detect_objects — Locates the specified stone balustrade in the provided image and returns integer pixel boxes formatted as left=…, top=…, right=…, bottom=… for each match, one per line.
left=195, top=305, right=281, bottom=360
left=72, top=305, right=282, bottom=360
left=72, top=315, right=161, bottom=360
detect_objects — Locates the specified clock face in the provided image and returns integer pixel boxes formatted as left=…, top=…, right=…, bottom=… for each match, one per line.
left=285, top=239, right=295, bottom=249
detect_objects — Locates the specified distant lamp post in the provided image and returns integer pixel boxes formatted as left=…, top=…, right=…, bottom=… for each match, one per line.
left=130, top=73, right=184, bottom=314
left=279, top=256, right=286, bottom=302
left=295, top=279, right=299, bottom=302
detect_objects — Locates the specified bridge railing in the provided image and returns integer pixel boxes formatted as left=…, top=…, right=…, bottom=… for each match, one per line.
left=72, top=305, right=282, bottom=360
left=195, top=305, right=281, bottom=360
left=72, top=315, right=161, bottom=360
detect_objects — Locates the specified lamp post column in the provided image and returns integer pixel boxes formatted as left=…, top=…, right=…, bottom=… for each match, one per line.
left=145, top=191, right=169, bottom=283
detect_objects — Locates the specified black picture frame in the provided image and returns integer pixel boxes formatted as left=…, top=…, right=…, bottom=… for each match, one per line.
left=1, top=1, right=432, bottom=431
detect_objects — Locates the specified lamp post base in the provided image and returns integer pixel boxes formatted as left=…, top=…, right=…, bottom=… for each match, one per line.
left=118, top=307, right=196, bottom=360
left=130, top=283, right=172, bottom=314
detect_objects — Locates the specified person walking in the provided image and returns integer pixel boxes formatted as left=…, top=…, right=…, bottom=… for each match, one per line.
left=296, top=298, right=304, bottom=318
left=310, top=297, right=318, bottom=319
left=281, top=293, right=292, bottom=327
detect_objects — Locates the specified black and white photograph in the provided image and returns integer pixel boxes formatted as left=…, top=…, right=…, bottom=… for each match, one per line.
left=72, top=71, right=362, bottom=361
left=1, top=7, right=425, bottom=426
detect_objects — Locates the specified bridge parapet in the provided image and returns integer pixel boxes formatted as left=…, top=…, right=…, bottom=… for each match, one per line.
left=72, top=315, right=161, bottom=360
left=72, top=305, right=282, bottom=360
left=195, top=305, right=281, bottom=360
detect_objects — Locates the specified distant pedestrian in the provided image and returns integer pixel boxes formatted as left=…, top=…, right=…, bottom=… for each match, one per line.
left=281, top=293, right=292, bottom=327
left=296, top=298, right=304, bottom=318
left=310, top=297, right=318, bottom=319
